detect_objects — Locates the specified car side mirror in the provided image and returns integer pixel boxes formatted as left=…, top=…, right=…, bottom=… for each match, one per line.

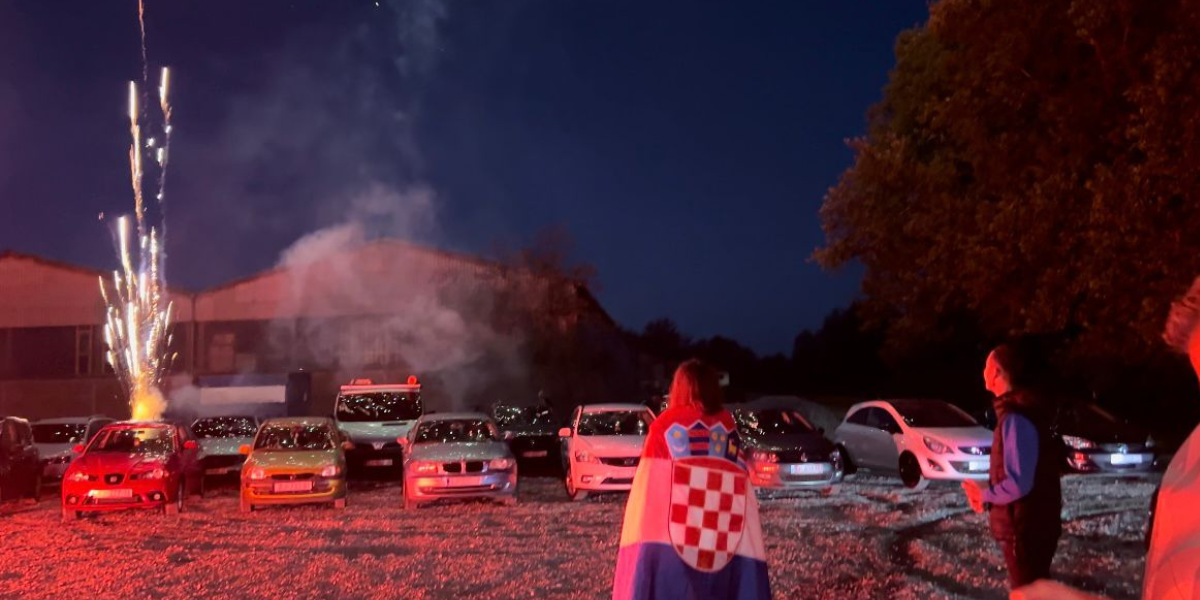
left=341, top=441, right=355, bottom=451
left=72, top=444, right=85, bottom=454
left=238, top=444, right=251, bottom=455
left=183, top=440, right=198, bottom=451
left=558, top=427, right=572, bottom=438
left=503, top=431, right=515, bottom=441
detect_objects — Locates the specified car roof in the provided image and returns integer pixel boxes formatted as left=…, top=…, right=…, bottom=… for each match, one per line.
left=420, top=412, right=491, bottom=422
left=32, top=416, right=110, bottom=425
left=261, top=417, right=333, bottom=427
left=192, top=415, right=257, bottom=422
left=735, top=396, right=811, bottom=411
left=580, top=403, right=648, bottom=412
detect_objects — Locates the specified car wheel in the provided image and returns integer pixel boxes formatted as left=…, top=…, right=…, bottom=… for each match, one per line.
left=196, top=475, right=206, bottom=499
left=61, top=506, right=80, bottom=521
left=239, top=495, right=252, bottom=513
left=899, top=453, right=930, bottom=491
left=403, top=497, right=419, bottom=510
left=333, top=497, right=347, bottom=510
left=837, top=444, right=857, bottom=477
left=565, top=466, right=588, bottom=501
left=29, top=474, right=42, bottom=503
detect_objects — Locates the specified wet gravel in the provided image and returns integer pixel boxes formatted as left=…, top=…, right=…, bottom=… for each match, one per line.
left=0, top=473, right=1156, bottom=600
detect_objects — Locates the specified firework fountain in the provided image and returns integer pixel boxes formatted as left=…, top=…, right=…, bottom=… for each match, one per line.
left=99, top=2, right=177, bottom=421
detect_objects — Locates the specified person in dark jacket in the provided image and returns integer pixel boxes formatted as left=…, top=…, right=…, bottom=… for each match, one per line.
left=963, top=343, right=1063, bottom=590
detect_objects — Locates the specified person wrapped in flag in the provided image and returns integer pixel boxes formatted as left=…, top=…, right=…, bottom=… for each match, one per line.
left=613, top=359, right=772, bottom=600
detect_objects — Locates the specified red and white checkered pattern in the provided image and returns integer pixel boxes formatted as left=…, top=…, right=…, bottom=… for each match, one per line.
left=668, top=457, right=748, bottom=572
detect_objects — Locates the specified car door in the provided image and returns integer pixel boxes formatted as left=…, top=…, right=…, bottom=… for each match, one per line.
left=560, top=407, right=581, bottom=469
left=860, top=408, right=902, bottom=470
left=837, top=408, right=870, bottom=466
left=179, top=425, right=203, bottom=487
left=17, top=421, right=38, bottom=489
left=0, top=420, right=14, bottom=499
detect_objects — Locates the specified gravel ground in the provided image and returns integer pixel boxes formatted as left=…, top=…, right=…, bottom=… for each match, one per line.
left=0, top=473, right=1156, bottom=600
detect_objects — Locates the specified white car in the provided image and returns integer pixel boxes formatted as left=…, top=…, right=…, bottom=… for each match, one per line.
left=31, top=416, right=113, bottom=481
left=833, top=400, right=992, bottom=490
left=558, top=403, right=654, bottom=501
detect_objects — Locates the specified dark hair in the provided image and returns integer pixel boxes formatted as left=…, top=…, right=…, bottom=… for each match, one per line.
left=1164, top=276, right=1200, bottom=353
left=991, top=343, right=1028, bottom=388
left=667, top=359, right=724, bottom=415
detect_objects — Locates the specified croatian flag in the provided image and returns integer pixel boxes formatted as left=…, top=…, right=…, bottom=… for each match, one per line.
left=613, top=406, right=771, bottom=600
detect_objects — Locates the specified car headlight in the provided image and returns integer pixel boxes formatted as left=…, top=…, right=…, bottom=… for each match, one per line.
left=751, top=451, right=778, bottom=463
left=132, top=468, right=167, bottom=480
left=829, top=448, right=843, bottom=464
left=489, top=457, right=514, bottom=471
left=1146, top=436, right=1157, bottom=449
left=1062, top=435, right=1096, bottom=450
left=247, top=468, right=267, bottom=481
left=320, top=465, right=341, bottom=478
left=410, top=461, right=439, bottom=475
left=574, top=451, right=600, bottom=464
left=923, top=437, right=952, bottom=454
left=67, top=470, right=91, bottom=482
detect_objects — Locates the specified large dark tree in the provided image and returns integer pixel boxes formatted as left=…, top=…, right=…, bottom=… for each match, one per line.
left=817, top=0, right=1200, bottom=369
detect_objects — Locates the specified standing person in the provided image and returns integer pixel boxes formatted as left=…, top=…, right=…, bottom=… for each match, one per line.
left=963, top=343, right=1063, bottom=590
left=1014, top=276, right=1200, bottom=600
left=612, top=359, right=771, bottom=600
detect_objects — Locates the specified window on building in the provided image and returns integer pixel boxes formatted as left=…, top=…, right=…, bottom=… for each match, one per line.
left=75, top=326, right=93, bottom=376
left=208, top=333, right=236, bottom=373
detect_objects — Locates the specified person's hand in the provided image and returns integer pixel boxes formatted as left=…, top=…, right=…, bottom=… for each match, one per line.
left=1011, top=579, right=1112, bottom=600
left=961, top=479, right=984, bottom=513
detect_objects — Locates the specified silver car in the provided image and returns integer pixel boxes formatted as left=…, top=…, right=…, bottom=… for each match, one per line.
left=400, top=413, right=518, bottom=509
left=192, top=416, right=259, bottom=479
left=32, top=416, right=113, bottom=481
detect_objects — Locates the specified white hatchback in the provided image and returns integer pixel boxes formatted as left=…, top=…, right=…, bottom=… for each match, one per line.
left=558, top=404, right=654, bottom=501
left=833, top=400, right=992, bottom=490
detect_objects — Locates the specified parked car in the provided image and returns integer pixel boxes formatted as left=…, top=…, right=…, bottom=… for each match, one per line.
left=32, top=416, right=114, bottom=482
left=400, top=413, right=518, bottom=509
left=1055, top=401, right=1156, bottom=473
left=729, top=398, right=844, bottom=489
left=833, top=400, right=992, bottom=490
left=240, top=417, right=349, bottom=512
left=558, top=403, right=654, bottom=501
left=0, top=416, right=41, bottom=503
left=334, top=378, right=423, bottom=476
left=192, top=415, right=258, bottom=480
left=492, top=401, right=559, bottom=469
left=61, top=421, right=205, bottom=519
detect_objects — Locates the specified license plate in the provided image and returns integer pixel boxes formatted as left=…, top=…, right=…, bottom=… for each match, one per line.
left=91, top=488, right=133, bottom=499
left=522, top=450, right=548, bottom=458
left=1111, top=453, right=1144, bottom=465
left=969, top=461, right=988, bottom=471
left=789, top=463, right=826, bottom=475
left=448, top=476, right=484, bottom=487
left=364, top=459, right=393, bottom=467
left=273, top=481, right=314, bottom=493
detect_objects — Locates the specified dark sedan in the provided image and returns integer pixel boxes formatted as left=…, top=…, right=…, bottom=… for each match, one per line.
left=730, top=399, right=844, bottom=489
left=492, top=403, right=561, bottom=470
left=1056, top=402, right=1156, bottom=473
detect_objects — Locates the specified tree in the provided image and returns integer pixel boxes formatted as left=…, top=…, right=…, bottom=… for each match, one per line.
left=816, top=0, right=1200, bottom=372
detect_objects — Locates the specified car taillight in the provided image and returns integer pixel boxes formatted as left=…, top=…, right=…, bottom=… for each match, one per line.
left=248, top=468, right=267, bottom=480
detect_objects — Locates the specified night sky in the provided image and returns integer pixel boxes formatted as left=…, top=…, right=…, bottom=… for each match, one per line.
left=0, top=0, right=928, bottom=354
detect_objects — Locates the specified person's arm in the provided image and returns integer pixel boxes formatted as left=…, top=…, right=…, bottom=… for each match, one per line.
left=982, top=413, right=1039, bottom=506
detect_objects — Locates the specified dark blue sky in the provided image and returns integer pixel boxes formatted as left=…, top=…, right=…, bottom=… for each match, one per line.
left=0, top=0, right=928, bottom=354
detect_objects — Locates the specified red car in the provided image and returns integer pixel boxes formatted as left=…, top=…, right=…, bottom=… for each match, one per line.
left=61, top=421, right=204, bottom=520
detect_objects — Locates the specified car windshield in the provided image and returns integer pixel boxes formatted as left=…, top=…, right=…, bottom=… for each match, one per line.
left=577, top=410, right=652, bottom=436
left=254, top=424, right=334, bottom=451
left=493, top=406, right=555, bottom=428
left=892, top=401, right=977, bottom=428
left=192, top=417, right=257, bottom=439
left=91, top=427, right=175, bottom=454
left=33, top=423, right=86, bottom=444
left=336, top=391, right=422, bottom=422
left=738, top=409, right=815, bottom=436
left=1069, top=403, right=1121, bottom=425
left=414, top=419, right=498, bottom=444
